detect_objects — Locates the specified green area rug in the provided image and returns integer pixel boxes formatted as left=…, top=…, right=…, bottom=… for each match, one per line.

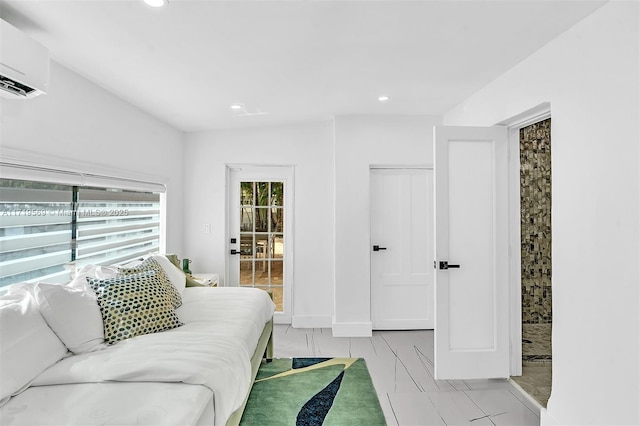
left=239, top=358, right=386, bottom=426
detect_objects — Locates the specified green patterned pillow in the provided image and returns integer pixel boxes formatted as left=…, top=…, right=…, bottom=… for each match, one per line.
left=87, top=270, right=183, bottom=345
left=119, top=256, right=182, bottom=308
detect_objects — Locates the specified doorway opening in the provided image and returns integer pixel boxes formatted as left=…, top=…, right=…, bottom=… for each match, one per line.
left=511, top=118, right=552, bottom=407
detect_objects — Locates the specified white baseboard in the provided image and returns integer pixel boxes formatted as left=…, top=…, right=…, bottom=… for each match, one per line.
left=291, top=315, right=333, bottom=329
left=332, top=321, right=372, bottom=337
left=509, top=378, right=544, bottom=416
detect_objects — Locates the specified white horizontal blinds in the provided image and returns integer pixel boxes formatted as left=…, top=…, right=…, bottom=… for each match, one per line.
left=75, top=187, right=160, bottom=268
left=0, top=180, right=73, bottom=287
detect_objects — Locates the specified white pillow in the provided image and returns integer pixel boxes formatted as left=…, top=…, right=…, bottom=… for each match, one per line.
left=68, top=264, right=119, bottom=292
left=0, top=290, right=68, bottom=403
left=4, top=282, right=37, bottom=298
left=121, top=258, right=144, bottom=268
left=34, top=283, right=106, bottom=354
left=150, top=254, right=186, bottom=295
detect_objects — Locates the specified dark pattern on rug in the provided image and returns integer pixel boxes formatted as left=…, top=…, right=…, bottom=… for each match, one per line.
left=239, top=358, right=385, bottom=426
left=293, top=358, right=332, bottom=369
left=296, top=371, right=344, bottom=426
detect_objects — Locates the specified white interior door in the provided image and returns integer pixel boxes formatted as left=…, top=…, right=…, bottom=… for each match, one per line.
left=434, top=126, right=509, bottom=379
left=227, top=166, right=293, bottom=324
left=370, top=168, right=434, bottom=330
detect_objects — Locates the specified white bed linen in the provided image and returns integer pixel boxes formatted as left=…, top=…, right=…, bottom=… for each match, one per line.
left=177, top=287, right=275, bottom=352
left=29, top=287, right=274, bottom=426
left=0, top=382, right=213, bottom=426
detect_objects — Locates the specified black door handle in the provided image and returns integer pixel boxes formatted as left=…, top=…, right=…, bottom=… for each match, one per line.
left=373, top=245, right=387, bottom=252
left=230, top=249, right=240, bottom=255
left=438, top=261, right=460, bottom=270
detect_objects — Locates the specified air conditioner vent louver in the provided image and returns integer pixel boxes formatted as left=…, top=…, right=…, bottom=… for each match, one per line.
left=0, top=19, right=50, bottom=99
left=0, top=74, right=35, bottom=97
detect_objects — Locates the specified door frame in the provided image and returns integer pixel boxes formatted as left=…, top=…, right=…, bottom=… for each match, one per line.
left=369, top=164, right=434, bottom=330
left=497, top=102, right=551, bottom=376
left=225, top=164, right=295, bottom=324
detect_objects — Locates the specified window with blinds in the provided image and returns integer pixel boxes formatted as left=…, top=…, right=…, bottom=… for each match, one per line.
left=0, top=180, right=73, bottom=287
left=76, top=188, right=160, bottom=268
left=0, top=179, right=161, bottom=289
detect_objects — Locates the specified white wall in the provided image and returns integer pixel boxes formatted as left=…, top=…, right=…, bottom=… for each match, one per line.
left=444, top=2, right=639, bottom=425
left=333, top=115, right=440, bottom=336
left=183, top=121, right=335, bottom=326
left=0, top=61, right=185, bottom=253
left=183, top=115, right=440, bottom=331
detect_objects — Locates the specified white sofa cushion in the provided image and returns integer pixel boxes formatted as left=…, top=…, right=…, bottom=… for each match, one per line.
left=34, top=283, right=106, bottom=354
left=0, top=288, right=68, bottom=403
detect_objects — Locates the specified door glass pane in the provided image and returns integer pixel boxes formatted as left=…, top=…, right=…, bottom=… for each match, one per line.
left=240, top=234, right=253, bottom=257
left=271, top=182, right=283, bottom=206
left=255, top=234, right=268, bottom=260
left=256, top=182, right=269, bottom=206
left=240, top=207, right=253, bottom=232
left=241, top=182, right=254, bottom=205
left=265, top=236, right=275, bottom=259
left=255, top=258, right=268, bottom=283
left=255, top=208, right=268, bottom=232
left=272, top=235, right=284, bottom=259
left=270, top=260, right=283, bottom=284
left=271, top=208, right=283, bottom=233
left=239, top=260, right=253, bottom=285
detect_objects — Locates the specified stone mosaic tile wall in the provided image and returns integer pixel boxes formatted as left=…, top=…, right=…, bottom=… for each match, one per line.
left=520, top=118, right=552, bottom=324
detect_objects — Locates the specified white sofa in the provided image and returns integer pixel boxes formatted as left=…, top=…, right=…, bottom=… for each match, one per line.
left=0, top=255, right=275, bottom=426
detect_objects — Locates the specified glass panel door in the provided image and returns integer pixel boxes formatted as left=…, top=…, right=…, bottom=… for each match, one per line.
left=239, top=181, right=284, bottom=312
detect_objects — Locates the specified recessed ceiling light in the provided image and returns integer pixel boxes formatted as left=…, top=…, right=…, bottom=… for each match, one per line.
left=378, top=95, right=390, bottom=102
left=230, top=104, right=244, bottom=110
left=144, top=0, right=167, bottom=8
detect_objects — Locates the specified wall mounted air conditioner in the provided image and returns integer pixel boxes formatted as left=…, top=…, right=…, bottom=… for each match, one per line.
left=0, top=19, right=50, bottom=99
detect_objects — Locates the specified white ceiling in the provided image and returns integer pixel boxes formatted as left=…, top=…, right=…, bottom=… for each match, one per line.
left=1, top=0, right=606, bottom=133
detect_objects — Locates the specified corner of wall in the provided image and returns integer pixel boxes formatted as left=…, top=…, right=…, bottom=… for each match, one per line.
left=540, top=407, right=562, bottom=426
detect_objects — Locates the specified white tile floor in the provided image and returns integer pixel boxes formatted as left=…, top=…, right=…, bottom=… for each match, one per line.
left=273, top=325, right=540, bottom=426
